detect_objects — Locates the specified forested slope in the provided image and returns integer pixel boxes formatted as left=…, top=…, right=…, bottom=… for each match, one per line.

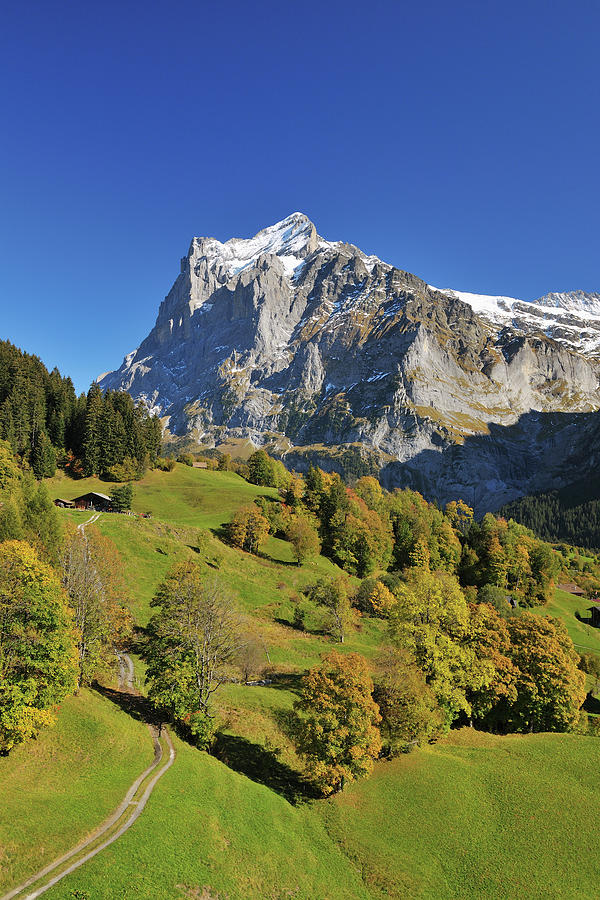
left=498, top=474, right=600, bottom=549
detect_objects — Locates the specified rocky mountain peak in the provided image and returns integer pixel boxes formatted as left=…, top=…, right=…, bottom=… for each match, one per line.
left=99, top=215, right=600, bottom=514
left=187, top=212, right=322, bottom=282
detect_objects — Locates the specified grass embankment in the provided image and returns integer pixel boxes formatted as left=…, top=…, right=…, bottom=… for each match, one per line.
left=320, top=728, right=600, bottom=900
left=0, top=689, right=152, bottom=894
left=41, top=733, right=370, bottom=900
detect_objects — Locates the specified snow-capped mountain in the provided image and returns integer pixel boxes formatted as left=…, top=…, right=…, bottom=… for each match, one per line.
left=99, top=214, right=600, bottom=512
left=437, top=288, right=600, bottom=356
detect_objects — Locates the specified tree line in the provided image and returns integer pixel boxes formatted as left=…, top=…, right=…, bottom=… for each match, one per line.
left=227, top=451, right=563, bottom=608
left=140, top=552, right=587, bottom=797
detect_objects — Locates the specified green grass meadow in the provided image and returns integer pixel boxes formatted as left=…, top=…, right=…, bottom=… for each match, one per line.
left=37, top=727, right=600, bottom=900
left=3, top=463, right=598, bottom=899
left=0, top=689, right=152, bottom=893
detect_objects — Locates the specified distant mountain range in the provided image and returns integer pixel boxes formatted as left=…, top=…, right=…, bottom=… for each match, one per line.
left=99, top=213, right=600, bottom=513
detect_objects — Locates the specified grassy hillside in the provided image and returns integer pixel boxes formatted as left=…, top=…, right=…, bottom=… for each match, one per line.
left=319, top=728, right=600, bottom=900
left=8, top=463, right=597, bottom=900
left=0, top=689, right=152, bottom=893
left=38, top=728, right=600, bottom=900
left=532, top=587, right=600, bottom=655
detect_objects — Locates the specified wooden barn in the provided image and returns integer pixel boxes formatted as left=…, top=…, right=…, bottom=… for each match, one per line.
left=72, top=492, right=112, bottom=512
left=54, top=498, right=75, bottom=508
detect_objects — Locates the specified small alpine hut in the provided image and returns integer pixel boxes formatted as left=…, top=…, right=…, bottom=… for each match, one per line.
left=54, top=498, right=75, bottom=508
left=557, top=582, right=586, bottom=597
left=72, top=492, right=113, bottom=512
left=590, top=599, right=600, bottom=628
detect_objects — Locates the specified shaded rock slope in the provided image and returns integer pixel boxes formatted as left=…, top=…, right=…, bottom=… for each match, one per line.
left=99, top=213, right=600, bottom=513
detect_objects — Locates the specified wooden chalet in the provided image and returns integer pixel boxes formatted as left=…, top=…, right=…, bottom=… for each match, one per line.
left=72, top=492, right=113, bottom=512
left=591, top=602, right=600, bottom=628
left=557, top=582, right=586, bottom=597
left=54, top=498, right=75, bottom=508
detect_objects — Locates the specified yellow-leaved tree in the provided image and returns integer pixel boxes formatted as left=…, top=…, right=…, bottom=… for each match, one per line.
left=293, top=651, right=381, bottom=795
left=0, top=540, right=78, bottom=753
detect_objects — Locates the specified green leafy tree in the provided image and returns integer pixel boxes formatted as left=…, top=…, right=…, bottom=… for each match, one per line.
left=373, top=646, right=444, bottom=756
left=145, top=563, right=241, bottom=744
left=354, top=578, right=397, bottom=617
left=286, top=516, right=321, bottom=565
left=217, top=452, right=231, bottom=471
left=506, top=613, right=586, bottom=732
left=0, top=541, right=78, bottom=753
left=308, top=577, right=354, bottom=643
left=247, top=449, right=276, bottom=487
left=82, top=384, right=103, bottom=476
left=31, top=430, right=56, bottom=478
left=110, top=483, right=134, bottom=512
left=293, top=651, right=382, bottom=794
left=466, top=601, right=519, bottom=726
left=20, top=476, right=61, bottom=563
left=389, top=569, right=493, bottom=725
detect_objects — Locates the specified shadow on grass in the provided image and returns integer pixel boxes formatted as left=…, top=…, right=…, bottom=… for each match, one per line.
left=583, top=692, right=600, bottom=715
left=274, top=616, right=329, bottom=638
left=263, top=673, right=304, bottom=695
left=212, top=732, right=317, bottom=804
left=93, top=682, right=163, bottom=727
left=210, top=525, right=297, bottom=567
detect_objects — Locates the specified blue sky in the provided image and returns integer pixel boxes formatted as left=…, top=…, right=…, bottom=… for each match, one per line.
left=1, top=0, right=598, bottom=393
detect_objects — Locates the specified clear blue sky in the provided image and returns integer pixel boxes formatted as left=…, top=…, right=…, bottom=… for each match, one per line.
left=1, top=0, right=598, bottom=393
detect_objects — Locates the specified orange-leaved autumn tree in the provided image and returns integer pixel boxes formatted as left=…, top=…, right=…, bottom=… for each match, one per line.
left=293, top=651, right=381, bottom=794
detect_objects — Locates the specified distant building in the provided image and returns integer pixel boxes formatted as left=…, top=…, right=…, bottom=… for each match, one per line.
left=591, top=603, right=600, bottom=628
left=557, top=583, right=586, bottom=597
left=192, top=461, right=208, bottom=469
left=54, top=498, right=75, bottom=508
left=72, top=492, right=113, bottom=511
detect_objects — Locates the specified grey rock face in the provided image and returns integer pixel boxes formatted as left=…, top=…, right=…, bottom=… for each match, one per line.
left=99, top=213, right=600, bottom=513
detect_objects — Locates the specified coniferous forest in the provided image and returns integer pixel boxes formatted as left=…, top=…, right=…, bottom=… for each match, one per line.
left=0, top=340, right=162, bottom=480
left=498, top=476, right=600, bottom=550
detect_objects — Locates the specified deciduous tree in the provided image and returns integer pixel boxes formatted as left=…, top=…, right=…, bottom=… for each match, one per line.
left=286, top=516, right=320, bottom=565
left=145, top=563, right=242, bottom=743
left=308, top=577, right=354, bottom=643
left=0, top=541, right=78, bottom=753
left=61, top=526, right=132, bottom=687
left=228, top=505, right=270, bottom=555
left=374, top=646, right=444, bottom=755
left=293, top=651, right=381, bottom=794
left=506, top=613, right=586, bottom=732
